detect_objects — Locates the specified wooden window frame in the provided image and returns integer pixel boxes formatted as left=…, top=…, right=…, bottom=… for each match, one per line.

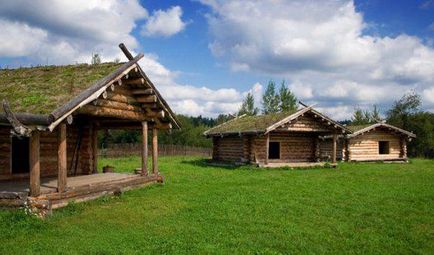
left=378, top=141, right=390, bottom=155
left=268, top=141, right=281, bottom=160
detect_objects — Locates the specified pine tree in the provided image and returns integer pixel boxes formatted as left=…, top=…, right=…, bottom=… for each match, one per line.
left=278, top=80, right=297, bottom=112
left=370, top=105, right=381, bottom=122
left=238, top=92, right=259, bottom=116
left=351, top=108, right=371, bottom=125
left=262, top=80, right=279, bottom=114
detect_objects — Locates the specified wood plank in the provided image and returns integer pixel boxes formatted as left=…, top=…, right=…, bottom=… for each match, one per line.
left=152, top=128, right=158, bottom=174
left=142, top=121, right=148, bottom=175
left=57, top=124, right=67, bottom=192
left=29, top=131, right=40, bottom=197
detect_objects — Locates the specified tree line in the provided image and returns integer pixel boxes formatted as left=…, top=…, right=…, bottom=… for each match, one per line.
left=102, top=81, right=433, bottom=158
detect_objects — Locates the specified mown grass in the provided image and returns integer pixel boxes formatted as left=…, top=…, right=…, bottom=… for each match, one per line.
left=0, top=157, right=433, bottom=254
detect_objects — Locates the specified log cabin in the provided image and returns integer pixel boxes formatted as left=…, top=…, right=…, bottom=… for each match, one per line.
left=343, top=123, right=416, bottom=162
left=204, top=106, right=349, bottom=167
left=0, top=44, right=180, bottom=215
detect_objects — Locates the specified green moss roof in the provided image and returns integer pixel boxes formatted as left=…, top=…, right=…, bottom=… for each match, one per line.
left=0, top=62, right=123, bottom=115
left=206, top=111, right=298, bottom=135
left=345, top=124, right=373, bottom=132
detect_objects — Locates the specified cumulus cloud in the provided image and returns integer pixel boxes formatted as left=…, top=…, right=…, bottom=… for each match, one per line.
left=139, top=54, right=254, bottom=116
left=0, top=0, right=147, bottom=64
left=200, top=0, right=434, bottom=118
left=141, top=6, right=187, bottom=37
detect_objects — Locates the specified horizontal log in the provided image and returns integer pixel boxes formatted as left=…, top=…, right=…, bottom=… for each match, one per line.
left=136, top=95, right=157, bottom=103
left=93, top=99, right=143, bottom=112
left=132, top=88, right=154, bottom=95
left=107, top=92, right=138, bottom=105
left=126, top=78, right=145, bottom=86
left=78, top=105, right=150, bottom=121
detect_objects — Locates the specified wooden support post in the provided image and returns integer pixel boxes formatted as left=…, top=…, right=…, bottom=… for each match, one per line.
left=57, top=124, right=67, bottom=192
left=400, top=138, right=407, bottom=159
left=141, top=121, right=148, bottom=175
left=152, top=127, right=158, bottom=175
left=314, top=137, right=320, bottom=162
left=265, top=134, right=270, bottom=165
left=91, top=124, right=99, bottom=174
left=29, top=130, right=40, bottom=197
left=332, top=134, right=337, bottom=164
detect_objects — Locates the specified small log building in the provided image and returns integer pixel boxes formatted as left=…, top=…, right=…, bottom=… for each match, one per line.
left=204, top=106, right=349, bottom=167
left=344, top=123, right=416, bottom=161
left=0, top=44, right=180, bottom=214
left=205, top=107, right=416, bottom=166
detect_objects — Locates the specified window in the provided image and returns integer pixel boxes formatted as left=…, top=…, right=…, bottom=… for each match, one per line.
left=379, top=141, right=390, bottom=155
left=11, top=137, right=30, bottom=174
left=268, top=142, right=280, bottom=159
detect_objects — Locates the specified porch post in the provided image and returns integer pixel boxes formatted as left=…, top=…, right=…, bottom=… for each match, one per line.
left=332, top=134, right=337, bottom=164
left=265, top=133, right=269, bottom=165
left=91, top=123, right=99, bottom=174
left=152, top=127, right=158, bottom=175
left=29, top=130, right=40, bottom=197
left=314, top=136, right=320, bottom=162
left=141, top=121, right=148, bottom=175
left=400, top=137, right=407, bottom=159
left=57, top=123, right=67, bottom=192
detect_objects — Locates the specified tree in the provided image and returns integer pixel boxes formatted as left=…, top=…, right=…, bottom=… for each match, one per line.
left=91, top=53, right=101, bottom=65
left=238, top=92, right=259, bottom=116
left=351, top=108, right=371, bottom=125
left=262, top=80, right=279, bottom=114
left=386, top=92, right=421, bottom=130
left=278, top=80, right=297, bottom=112
left=371, top=105, right=381, bottom=122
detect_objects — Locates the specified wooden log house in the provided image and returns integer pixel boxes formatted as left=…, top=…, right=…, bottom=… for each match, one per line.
left=343, top=123, right=416, bottom=162
left=205, top=106, right=416, bottom=166
left=204, top=106, right=349, bottom=167
left=0, top=44, right=180, bottom=213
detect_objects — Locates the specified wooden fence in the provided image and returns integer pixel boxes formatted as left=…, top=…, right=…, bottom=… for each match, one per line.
left=99, top=143, right=212, bottom=158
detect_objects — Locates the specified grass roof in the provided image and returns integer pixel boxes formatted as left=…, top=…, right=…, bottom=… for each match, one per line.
left=0, top=62, right=123, bottom=115
left=206, top=111, right=298, bottom=135
left=345, top=124, right=374, bottom=133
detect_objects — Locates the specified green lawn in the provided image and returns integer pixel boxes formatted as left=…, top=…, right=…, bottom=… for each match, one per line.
left=1, top=157, right=433, bottom=254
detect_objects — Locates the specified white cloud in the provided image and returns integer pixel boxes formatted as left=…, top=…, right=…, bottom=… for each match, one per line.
left=200, top=0, right=434, bottom=118
left=139, top=54, right=255, bottom=117
left=141, top=6, right=187, bottom=37
left=0, top=0, right=146, bottom=64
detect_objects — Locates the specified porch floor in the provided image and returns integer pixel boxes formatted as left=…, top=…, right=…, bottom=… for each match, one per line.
left=0, top=173, right=147, bottom=194
left=0, top=172, right=160, bottom=210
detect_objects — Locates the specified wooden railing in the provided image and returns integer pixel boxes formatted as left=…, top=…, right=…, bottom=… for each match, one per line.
left=99, top=143, right=212, bottom=158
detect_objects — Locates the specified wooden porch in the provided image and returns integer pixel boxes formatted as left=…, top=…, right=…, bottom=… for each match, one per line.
left=0, top=172, right=161, bottom=210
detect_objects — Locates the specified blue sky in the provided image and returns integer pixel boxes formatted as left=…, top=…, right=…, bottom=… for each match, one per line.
left=0, top=0, right=433, bottom=119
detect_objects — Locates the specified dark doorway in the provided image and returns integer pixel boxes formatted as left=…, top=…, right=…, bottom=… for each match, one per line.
left=269, top=142, right=280, bottom=159
left=11, top=137, right=30, bottom=174
left=379, top=141, right=390, bottom=154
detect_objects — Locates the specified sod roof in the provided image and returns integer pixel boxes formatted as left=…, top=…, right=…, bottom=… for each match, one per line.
left=205, top=111, right=299, bottom=135
left=345, top=124, right=373, bottom=133
left=0, top=62, right=123, bottom=115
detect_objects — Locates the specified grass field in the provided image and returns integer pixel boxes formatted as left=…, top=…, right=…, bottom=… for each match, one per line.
left=1, top=156, right=433, bottom=254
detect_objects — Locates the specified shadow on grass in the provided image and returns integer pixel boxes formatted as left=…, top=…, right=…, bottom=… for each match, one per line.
left=180, top=158, right=248, bottom=170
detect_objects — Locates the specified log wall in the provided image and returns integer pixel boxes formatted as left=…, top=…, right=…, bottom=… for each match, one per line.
left=276, top=114, right=333, bottom=132
left=347, top=130, right=404, bottom=161
left=212, top=136, right=244, bottom=162
left=256, top=132, right=316, bottom=163
left=319, top=139, right=344, bottom=161
left=0, top=123, right=94, bottom=179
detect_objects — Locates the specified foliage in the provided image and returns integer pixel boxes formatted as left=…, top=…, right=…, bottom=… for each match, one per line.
left=91, top=53, right=101, bottom=65
left=0, top=156, right=433, bottom=254
left=101, top=114, right=215, bottom=148
left=386, top=92, right=434, bottom=158
left=238, top=92, right=259, bottom=116
left=351, top=105, right=382, bottom=125
left=278, top=80, right=297, bottom=112
left=262, top=80, right=280, bottom=114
